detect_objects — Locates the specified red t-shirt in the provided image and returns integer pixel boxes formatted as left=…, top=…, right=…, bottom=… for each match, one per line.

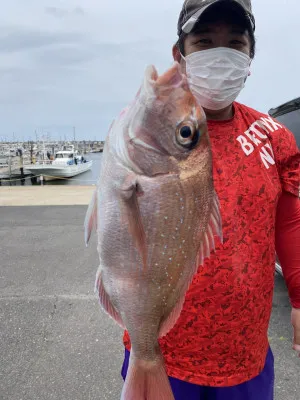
left=123, top=102, right=300, bottom=387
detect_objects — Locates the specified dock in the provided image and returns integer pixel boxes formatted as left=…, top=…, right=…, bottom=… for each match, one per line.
left=0, top=186, right=95, bottom=206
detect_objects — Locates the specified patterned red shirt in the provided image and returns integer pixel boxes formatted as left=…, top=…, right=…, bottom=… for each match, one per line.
left=123, top=102, right=300, bottom=387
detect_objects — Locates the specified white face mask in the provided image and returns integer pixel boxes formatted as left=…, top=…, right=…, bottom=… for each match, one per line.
left=182, top=47, right=251, bottom=111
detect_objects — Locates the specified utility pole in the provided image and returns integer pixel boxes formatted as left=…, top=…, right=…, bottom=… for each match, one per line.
left=30, top=142, right=34, bottom=164
left=8, top=153, right=12, bottom=183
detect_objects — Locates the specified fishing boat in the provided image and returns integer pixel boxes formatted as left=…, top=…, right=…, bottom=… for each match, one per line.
left=89, top=148, right=103, bottom=153
left=25, top=145, right=92, bottom=181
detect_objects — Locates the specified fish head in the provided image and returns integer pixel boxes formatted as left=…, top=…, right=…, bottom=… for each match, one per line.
left=125, top=62, right=208, bottom=176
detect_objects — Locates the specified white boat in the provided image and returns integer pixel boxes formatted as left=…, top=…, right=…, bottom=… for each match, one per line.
left=25, top=145, right=92, bottom=181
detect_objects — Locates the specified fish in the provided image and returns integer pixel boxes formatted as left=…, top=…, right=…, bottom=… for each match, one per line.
left=84, top=61, right=222, bottom=400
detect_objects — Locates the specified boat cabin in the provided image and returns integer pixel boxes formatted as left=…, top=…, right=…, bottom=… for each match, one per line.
left=53, top=146, right=87, bottom=165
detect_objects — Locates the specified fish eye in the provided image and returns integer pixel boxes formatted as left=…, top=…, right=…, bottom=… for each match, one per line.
left=176, top=122, right=200, bottom=149
left=179, top=126, right=193, bottom=139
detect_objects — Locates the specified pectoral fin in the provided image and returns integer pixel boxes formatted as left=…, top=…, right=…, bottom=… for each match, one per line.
left=120, top=176, right=147, bottom=270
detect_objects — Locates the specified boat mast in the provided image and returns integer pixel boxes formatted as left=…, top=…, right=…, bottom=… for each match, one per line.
left=73, top=126, right=76, bottom=151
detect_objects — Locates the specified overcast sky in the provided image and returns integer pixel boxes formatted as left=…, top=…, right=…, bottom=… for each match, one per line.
left=1, top=0, right=299, bottom=141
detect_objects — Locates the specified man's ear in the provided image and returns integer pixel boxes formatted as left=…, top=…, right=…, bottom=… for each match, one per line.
left=172, top=44, right=182, bottom=63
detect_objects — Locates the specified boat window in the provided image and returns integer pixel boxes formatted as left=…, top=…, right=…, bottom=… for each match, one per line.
left=56, top=154, right=63, bottom=158
left=69, top=153, right=74, bottom=158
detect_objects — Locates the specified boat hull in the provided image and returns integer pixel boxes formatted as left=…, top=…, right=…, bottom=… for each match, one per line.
left=25, top=161, right=93, bottom=181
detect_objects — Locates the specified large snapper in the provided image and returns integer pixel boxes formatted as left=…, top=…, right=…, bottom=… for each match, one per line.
left=85, top=62, right=222, bottom=400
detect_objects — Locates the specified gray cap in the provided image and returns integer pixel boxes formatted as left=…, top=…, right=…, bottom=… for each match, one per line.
left=177, top=0, right=255, bottom=36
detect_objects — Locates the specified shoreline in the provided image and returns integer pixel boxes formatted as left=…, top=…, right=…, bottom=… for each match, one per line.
left=0, top=185, right=95, bottom=206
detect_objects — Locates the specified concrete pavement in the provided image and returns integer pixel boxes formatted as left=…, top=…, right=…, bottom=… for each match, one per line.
left=0, top=206, right=299, bottom=400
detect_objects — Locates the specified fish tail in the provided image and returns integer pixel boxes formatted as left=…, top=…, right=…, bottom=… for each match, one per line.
left=121, top=352, right=174, bottom=400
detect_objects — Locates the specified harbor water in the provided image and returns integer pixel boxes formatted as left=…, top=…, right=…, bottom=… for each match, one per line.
left=0, top=153, right=102, bottom=186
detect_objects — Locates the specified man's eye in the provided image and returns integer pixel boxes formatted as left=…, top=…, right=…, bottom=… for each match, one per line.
left=230, top=40, right=244, bottom=45
left=196, top=38, right=212, bottom=45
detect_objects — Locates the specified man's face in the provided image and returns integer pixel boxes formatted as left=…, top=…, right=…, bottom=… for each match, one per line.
left=178, top=20, right=251, bottom=71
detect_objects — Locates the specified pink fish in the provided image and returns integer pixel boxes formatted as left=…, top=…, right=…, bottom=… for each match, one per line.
left=85, top=62, right=222, bottom=399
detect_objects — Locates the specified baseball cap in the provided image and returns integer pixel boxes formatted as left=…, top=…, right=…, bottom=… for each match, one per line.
left=177, top=0, right=255, bottom=36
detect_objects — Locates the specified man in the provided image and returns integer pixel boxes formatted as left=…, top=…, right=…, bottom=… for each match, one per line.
left=122, top=1, right=300, bottom=399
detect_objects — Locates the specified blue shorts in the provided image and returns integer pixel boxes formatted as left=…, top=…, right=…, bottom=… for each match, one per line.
left=121, top=347, right=274, bottom=400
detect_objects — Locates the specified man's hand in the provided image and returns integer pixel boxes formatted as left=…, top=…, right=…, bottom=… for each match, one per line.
left=291, top=308, right=300, bottom=357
